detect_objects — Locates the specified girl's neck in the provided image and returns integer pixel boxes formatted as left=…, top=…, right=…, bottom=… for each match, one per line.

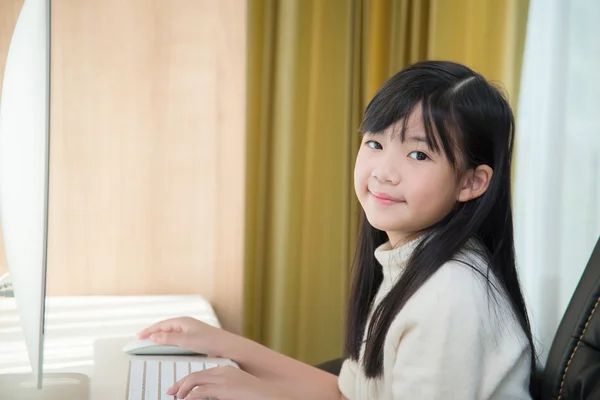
left=387, top=231, right=424, bottom=249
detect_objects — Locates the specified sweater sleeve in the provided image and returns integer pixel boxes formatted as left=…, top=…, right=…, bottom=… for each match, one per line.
left=338, top=359, right=358, bottom=399
left=390, top=264, right=492, bottom=399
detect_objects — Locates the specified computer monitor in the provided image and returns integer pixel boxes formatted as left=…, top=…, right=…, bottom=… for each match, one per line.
left=0, top=0, right=50, bottom=390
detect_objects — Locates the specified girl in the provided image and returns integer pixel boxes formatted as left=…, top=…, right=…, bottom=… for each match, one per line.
left=138, top=61, right=536, bottom=400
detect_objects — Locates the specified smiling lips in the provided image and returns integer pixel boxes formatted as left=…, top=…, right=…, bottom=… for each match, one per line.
left=369, top=191, right=404, bottom=206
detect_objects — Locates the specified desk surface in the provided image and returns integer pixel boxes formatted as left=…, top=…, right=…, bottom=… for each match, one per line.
left=0, top=295, right=222, bottom=399
left=92, top=337, right=236, bottom=400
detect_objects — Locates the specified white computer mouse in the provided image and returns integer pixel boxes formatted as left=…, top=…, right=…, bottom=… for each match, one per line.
left=122, top=338, right=202, bottom=356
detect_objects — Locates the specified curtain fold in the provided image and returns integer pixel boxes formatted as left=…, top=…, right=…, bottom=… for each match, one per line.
left=514, top=0, right=600, bottom=363
left=245, top=0, right=359, bottom=364
left=428, top=0, right=529, bottom=108
left=245, top=0, right=529, bottom=365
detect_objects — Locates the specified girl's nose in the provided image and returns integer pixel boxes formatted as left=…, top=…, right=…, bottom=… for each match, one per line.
left=371, top=161, right=400, bottom=185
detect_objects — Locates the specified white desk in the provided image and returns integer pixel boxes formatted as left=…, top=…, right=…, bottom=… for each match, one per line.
left=0, top=295, right=223, bottom=399
left=91, top=337, right=236, bottom=399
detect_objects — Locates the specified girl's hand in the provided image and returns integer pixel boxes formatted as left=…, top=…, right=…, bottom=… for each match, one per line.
left=166, top=365, right=290, bottom=400
left=137, top=317, right=237, bottom=357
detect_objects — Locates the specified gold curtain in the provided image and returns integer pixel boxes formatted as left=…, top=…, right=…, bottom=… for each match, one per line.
left=245, top=0, right=529, bottom=365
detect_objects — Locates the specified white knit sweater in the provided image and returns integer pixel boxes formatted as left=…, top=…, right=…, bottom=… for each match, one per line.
left=338, top=239, right=532, bottom=399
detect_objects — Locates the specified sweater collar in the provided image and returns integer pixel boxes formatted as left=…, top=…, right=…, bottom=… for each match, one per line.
left=374, top=236, right=422, bottom=284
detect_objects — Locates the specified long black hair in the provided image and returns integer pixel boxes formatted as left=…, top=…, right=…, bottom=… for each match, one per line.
left=344, top=61, right=537, bottom=393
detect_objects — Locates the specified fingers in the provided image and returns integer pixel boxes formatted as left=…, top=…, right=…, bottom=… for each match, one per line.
left=167, top=367, right=236, bottom=399
left=150, top=331, right=201, bottom=351
left=166, top=369, right=220, bottom=398
left=148, top=331, right=179, bottom=345
left=168, top=374, right=198, bottom=398
left=136, top=318, right=184, bottom=339
left=164, top=366, right=280, bottom=400
left=185, top=384, right=218, bottom=400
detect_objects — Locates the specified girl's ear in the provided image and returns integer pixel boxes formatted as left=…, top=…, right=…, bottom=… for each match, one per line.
left=457, top=165, right=493, bottom=203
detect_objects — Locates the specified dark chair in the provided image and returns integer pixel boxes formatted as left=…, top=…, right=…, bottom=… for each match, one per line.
left=540, top=237, right=600, bottom=399
left=315, top=357, right=344, bottom=376
left=316, top=237, right=600, bottom=400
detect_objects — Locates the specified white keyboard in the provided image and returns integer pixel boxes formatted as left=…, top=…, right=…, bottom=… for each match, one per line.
left=127, top=359, right=219, bottom=400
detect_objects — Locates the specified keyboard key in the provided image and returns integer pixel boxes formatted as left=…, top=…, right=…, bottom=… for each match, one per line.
left=128, top=360, right=145, bottom=400
left=175, top=361, right=190, bottom=383
left=190, top=362, right=204, bottom=372
left=144, top=361, right=160, bottom=400
left=160, top=361, right=175, bottom=399
left=204, top=362, right=218, bottom=370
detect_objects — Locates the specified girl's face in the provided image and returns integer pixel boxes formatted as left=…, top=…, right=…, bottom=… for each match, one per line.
left=354, top=110, right=464, bottom=247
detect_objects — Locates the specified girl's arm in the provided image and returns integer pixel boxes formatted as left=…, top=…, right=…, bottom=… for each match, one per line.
left=138, top=317, right=347, bottom=400
left=222, top=335, right=346, bottom=400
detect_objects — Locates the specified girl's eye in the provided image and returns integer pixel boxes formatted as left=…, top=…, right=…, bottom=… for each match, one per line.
left=365, top=140, right=382, bottom=150
left=409, top=151, right=429, bottom=161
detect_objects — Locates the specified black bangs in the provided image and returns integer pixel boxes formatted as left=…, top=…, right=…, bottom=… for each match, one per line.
left=359, top=81, right=419, bottom=135
left=421, top=95, right=461, bottom=168
left=359, top=84, right=463, bottom=169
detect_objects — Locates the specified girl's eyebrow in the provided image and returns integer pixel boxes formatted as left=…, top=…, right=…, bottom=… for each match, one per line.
left=406, top=135, right=427, bottom=142
left=405, top=135, right=429, bottom=145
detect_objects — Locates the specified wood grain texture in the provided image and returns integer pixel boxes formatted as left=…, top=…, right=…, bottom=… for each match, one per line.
left=46, top=0, right=245, bottom=332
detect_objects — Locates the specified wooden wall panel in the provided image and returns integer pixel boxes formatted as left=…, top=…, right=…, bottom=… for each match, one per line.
left=209, top=0, right=247, bottom=333
left=45, top=0, right=245, bottom=332
left=0, top=0, right=25, bottom=278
